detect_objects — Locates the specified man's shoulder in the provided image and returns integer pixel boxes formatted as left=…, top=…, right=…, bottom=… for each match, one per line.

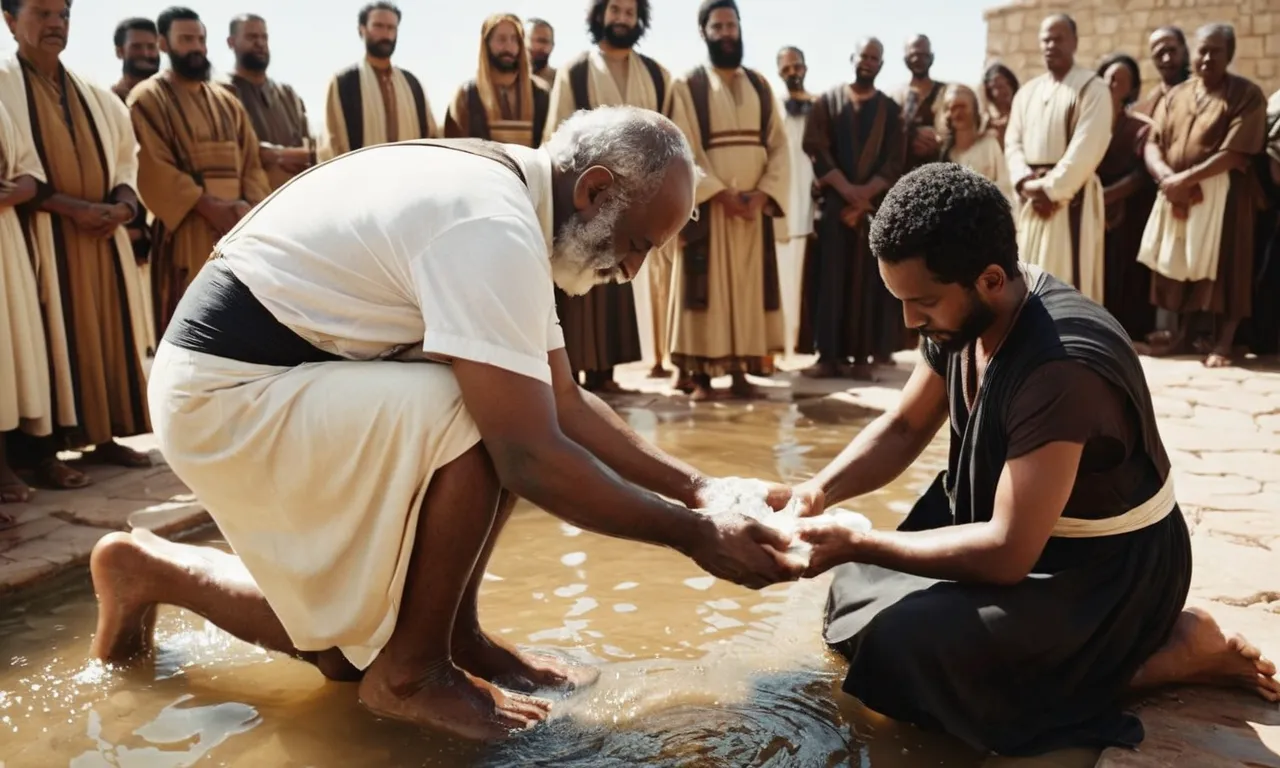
left=1226, top=73, right=1267, bottom=106
left=124, top=74, right=166, bottom=105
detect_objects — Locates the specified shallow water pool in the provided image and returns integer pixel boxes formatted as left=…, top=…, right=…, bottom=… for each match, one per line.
left=0, top=397, right=984, bottom=767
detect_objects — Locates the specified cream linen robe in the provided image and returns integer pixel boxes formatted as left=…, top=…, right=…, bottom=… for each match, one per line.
left=0, top=57, right=152, bottom=429
left=544, top=49, right=673, bottom=368
left=1006, top=66, right=1112, bottom=304
left=0, top=100, right=51, bottom=436
left=319, top=60, right=438, bottom=161
left=777, top=104, right=813, bottom=354
left=667, top=67, right=790, bottom=370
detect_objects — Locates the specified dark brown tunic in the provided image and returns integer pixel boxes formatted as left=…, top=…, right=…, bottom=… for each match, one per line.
left=798, top=86, right=904, bottom=363
left=1147, top=75, right=1267, bottom=319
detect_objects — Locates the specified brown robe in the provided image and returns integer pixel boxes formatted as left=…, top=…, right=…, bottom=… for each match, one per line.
left=217, top=74, right=311, bottom=190
left=20, top=59, right=149, bottom=445
left=129, top=75, right=271, bottom=337
left=444, top=14, right=549, bottom=148
left=897, top=80, right=945, bottom=172
left=798, top=86, right=905, bottom=362
left=1147, top=75, right=1267, bottom=319
left=1099, top=111, right=1156, bottom=340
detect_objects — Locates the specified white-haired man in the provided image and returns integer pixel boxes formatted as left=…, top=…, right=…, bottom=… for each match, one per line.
left=86, top=106, right=804, bottom=741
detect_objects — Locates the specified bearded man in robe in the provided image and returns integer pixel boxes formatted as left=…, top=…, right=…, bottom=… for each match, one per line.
left=798, top=37, right=905, bottom=380
left=1137, top=24, right=1267, bottom=368
left=526, top=17, right=556, bottom=86
left=793, top=162, right=1278, bottom=759
left=0, top=99, right=49, bottom=508
left=445, top=14, right=550, bottom=148
left=775, top=45, right=814, bottom=358
left=219, top=14, right=314, bottom=191
left=0, top=0, right=154, bottom=488
left=129, top=6, right=271, bottom=338
left=1005, top=14, right=1112, bottom=305
left=896, top=34, right=944, bottom=174
left=667, top=0, right=789, bottom=401
left=544, top=0, right=671, bottom=390
left=320, top=1, right=436, bottom=161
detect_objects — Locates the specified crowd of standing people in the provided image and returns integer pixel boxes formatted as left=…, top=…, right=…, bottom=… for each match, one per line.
left=1, top=0, right=1278, bottom=512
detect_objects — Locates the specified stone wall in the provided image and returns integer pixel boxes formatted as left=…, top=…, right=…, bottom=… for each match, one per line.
left=983, top=0, right=1279, bottom=98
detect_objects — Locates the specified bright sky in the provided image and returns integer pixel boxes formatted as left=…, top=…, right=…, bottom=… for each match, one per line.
left=1, top=0, right=994, bottom=133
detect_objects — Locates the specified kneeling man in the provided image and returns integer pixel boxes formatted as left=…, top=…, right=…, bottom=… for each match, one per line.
left=88, top=106, right=802, bottom=741
left=794, top=163, right=1278, bottom=756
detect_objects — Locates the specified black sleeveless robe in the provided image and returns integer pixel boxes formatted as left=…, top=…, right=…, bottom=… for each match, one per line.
left=823, top=271, right=1192, bottom=756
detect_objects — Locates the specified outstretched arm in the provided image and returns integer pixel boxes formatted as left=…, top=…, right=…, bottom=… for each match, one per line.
left=453, top=359, right=801, bottom=589
left=797, top=357, right=949, bottom=508
left=550, top=348, right=706, bottom=507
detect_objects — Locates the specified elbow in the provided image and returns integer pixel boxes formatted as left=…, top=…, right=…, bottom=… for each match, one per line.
left=983, top=560, right=1031, bottom=586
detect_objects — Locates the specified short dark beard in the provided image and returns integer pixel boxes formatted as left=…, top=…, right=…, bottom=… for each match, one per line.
left=531, top=54, right=549, bottom=71
left=488, top=52, right=519, bottom=73
left=123, top=56, right=160, bottom=79
left=784, top=75, right=804, bottom=93
left=854, top=72, right=878, bottom=88
left=170, top=51, right=210, bottom=81
left=922, top=291, right=996, bottom=354
left=237, top=51, right=269, bottom=72
left=366, top=39, right=396, bottom=59
left=706, top=37, right=743, bottom=69
left=603, top=23, right=642, bottom=49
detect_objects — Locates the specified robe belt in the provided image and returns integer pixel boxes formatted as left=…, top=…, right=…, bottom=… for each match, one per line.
left=1049, top=474, right=1176, bottom=538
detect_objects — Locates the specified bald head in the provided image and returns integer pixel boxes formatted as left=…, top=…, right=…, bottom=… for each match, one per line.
left=904, top=33, right=934, bottom=78
left=544, top=106, right=697, bottom=295
left=1039, top=14, right=1077, bottom=76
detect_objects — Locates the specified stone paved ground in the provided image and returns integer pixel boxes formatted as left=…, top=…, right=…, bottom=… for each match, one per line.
left=0, top=352, right=1276, bottom=766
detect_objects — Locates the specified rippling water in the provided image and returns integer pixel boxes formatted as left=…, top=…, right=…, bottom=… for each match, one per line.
left=0, top=398, right=982, bottom=768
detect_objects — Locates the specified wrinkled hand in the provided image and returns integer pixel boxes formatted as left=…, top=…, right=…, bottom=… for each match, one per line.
left=911, top=127, right=939, bottom=158
left=197, top=196, right=242, bottom=236
left=789, top=483, right=826, bottom=518
left=106, top=202, right=134, bottom=226
left=795, top=516, right=859, bottom=577
left=839, top=203, right=869, bottom=229
left=741, top=190, right=769, bottom=218
left=1021, top=182, right=1055, bottom=219
left=71, top=203, right=118, bottom=238
left=688, top=511, right=804, bottom=589
left=839, top=182, right=871, bottom=207
left=714, top=188, right=750, bottom=219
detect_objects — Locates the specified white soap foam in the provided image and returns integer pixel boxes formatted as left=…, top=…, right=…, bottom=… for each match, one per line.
left=697, top=477, right=872, bottom=569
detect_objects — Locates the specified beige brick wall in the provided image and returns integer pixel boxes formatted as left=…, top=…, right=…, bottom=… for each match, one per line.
left=983, top=0, right=1279, bottom=98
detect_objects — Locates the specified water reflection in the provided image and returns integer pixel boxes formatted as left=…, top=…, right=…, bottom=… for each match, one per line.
left=0, top=399, right=976, bottom=768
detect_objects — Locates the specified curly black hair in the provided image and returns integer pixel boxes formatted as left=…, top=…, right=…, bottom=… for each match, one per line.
left=587, top=0, right=650, bottom=45
left=869, top=163, right=1019, bottom=285
left=1097, top=52, right=1142, bottom=106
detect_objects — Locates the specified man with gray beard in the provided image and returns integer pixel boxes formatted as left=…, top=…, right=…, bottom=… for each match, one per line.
left=218, top=14, right=313, bottom=190
left=90, top=106, right=805, bottom=741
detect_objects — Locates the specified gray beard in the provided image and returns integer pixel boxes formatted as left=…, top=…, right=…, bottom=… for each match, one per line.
left=550, top=199, right=627, bottom=296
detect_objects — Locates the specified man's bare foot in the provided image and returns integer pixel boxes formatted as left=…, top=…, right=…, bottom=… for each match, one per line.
left=32, top=457, right=90, bottom=490
left=89, top=531, right=159, bottom=664
left=728, top=375, right=764, bottom=400
left=1130, top=607, right=1280, bottom=702
left=0, top=462, right=31, bottom=507
left=454, top=628, right=599, bottom=692
left=358, top=657, right=549, bottom=740
left=801, top=360, right=839, bottom=379
left=647, top=364, right=670, bottom=379
left=1203, top=349, right=1233, bottom=369
left=689, top=384, right=716, bottom=402
left=85, top=440, right=153, bottom=468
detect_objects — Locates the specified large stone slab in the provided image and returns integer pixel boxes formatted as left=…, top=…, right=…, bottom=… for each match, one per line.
left=1098, top=688, right=1280, bottom=767
left=1192, top=452, right=1280, bottom=484
left=1159, top=423, right=1280, bottom=453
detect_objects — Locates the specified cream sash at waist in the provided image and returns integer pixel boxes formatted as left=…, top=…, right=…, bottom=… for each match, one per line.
left=1050, top=474, right=1175, bottom=538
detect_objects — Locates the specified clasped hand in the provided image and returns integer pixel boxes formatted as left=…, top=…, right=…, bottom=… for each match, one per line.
left=714, top=188, right=769, bottom=220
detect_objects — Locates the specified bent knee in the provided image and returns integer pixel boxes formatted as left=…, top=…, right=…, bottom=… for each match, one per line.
left=437, top=442, right=500, bottom=488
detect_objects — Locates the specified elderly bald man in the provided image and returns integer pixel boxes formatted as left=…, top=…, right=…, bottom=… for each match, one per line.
left=86, top=106, right=805, bottom=741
